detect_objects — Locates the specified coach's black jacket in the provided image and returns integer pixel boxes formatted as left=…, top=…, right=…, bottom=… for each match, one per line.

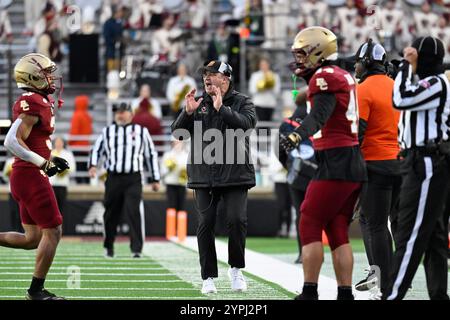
left=171, top=84, right=257, bottom=189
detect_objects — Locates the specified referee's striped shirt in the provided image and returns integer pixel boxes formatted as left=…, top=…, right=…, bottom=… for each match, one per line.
left=89, top=123, right=160, bottom=181
left=393, top=62, right=450, bottom=149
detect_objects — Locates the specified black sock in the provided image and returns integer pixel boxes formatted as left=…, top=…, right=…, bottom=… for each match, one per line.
left=29, top=277, right=45, bottom=294
left=337, top=286, right=354, bottom=300
left=302, top=282, right=318, bottom=296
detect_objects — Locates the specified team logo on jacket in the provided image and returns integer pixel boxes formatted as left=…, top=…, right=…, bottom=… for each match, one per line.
left=199, top=106, right=208, bottom=114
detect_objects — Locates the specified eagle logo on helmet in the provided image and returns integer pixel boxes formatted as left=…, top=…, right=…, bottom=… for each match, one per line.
left=290, top=26, right=338, bottom=78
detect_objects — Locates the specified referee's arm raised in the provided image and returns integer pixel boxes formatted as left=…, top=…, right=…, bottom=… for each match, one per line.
left=143, top=127, right=161, bottom=191
left=88, top=129, right=106, bottom=178
left=393, top=47, right=444, bottom=111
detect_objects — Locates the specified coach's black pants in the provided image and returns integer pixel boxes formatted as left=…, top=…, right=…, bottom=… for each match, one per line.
left=359, top=169, right=401, bottom=293
left=383, top=152, right=449, bottom=300
left=195, top=187, right=248, bottom=280
left=103, top=172, right=144, bottom=254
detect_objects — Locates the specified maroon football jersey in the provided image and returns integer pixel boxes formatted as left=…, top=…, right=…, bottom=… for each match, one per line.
left=12, top=91, right=55, bottom=168
left=307, top=65, right=359, bottom=150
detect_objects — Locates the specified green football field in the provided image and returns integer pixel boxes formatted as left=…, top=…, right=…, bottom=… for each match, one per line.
left=0, top=237, right=447, bottom=300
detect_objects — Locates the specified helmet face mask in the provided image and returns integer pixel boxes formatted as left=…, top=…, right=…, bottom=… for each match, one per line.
left=290, top=26, right=338, bottom=78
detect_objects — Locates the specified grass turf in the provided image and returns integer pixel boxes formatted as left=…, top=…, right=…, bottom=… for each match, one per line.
left=0, top=239, right=293, bottom=300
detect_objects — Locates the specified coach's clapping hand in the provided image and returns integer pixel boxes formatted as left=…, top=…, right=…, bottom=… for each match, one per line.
left=185, top=88, right=203, bottom=115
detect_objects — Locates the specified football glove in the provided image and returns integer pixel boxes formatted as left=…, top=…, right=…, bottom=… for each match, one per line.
left=41, top=157, right=70, bottom=177
left=280, top=132, right=302, bottom=153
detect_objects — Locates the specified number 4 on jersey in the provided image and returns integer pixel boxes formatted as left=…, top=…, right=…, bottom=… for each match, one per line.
left=344, top=74, right=358, bottom=134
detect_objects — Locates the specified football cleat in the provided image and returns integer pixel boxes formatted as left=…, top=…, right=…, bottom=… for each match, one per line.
left=26, top=289, right=65, bottom=300
left=355, top=269, right=377, bottom=291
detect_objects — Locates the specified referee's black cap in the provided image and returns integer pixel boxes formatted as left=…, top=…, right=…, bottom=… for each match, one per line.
left=112, top=102, right=132, bottom=112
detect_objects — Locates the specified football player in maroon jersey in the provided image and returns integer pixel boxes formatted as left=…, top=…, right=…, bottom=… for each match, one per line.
left=281, top=27, right=367, bottom=300
left=0, top=53, right=69, bottom=300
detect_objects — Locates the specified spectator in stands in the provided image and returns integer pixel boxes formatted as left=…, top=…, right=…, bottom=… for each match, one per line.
left=34, top=2, right=58, bottom=46
left=166, top=63, right=197, bottom=117
left=152, top=13, right=184, bottom=63
left=103, top=4, right=125, bottom=72
left=132, top=84, right=163, bottom=119
left=378, top=0, right=404, bottom=53
left=248, top=57, right=281, bottom=121
left=1, top=155, right=22, bottom=232
left=100, top=0, right=122, bottom=24
left=413, top=1, right=439, bottom=37
left=185, top=0, right=209, bottom=30
left=161, top=139, right=189, bottom=213
left=69, top=95, right=93, bottom=184
left=132, top=98, right=164, bottom=152
left=431, top=15, right=450, bottom=62
left=128, top=0, right=163, bottom=29
left=206, top=19, right=229, bottom=62
left=0, top=5, right=12, bottom=44
left=24, top=0, right=47, bottom=35
left=263, top=0, right=290, bottom=48
left=336, top=0, right=359, bottom=53
left=244, top=0, right=265, bottom=46
left=49, top=137, right=76, bottom=233
left=37, top=17, right=63, bottom=62
left=298, top=0, right=329, bottom=29
left=346, top=14, right=376, bottom=54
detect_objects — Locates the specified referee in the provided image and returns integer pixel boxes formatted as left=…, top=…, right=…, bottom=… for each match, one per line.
left=88, top=102, right=160, bottom=258
left=383, top=37, right=450, bottom=300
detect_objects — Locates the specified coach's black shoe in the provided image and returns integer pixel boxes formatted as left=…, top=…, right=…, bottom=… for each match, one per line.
left=294, top=293, right=318, bottom=300
left=294, top=255, right=302, bottom=264
left=26, top=289, right=65, bottom=300
left=355, top=270, right=377, bottom=291
left=132, top=253, right=141, bottom=258
left=104, top=248, right=114, bottom=258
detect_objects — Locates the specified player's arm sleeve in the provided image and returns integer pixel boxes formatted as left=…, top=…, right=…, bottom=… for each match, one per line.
left=218, top=96, right=257, bottom=130
left=143, top=128, right=160, bottom=183
left=4, top=116, right=46, bottom=167
left=393, top=61, right=443, bottom=111
left=294, top=92, right=336, bottom=140
left=89, top=129, right=106, bottom=168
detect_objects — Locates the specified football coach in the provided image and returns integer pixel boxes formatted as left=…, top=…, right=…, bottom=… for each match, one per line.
left=171, top=60, right=257, bottom=295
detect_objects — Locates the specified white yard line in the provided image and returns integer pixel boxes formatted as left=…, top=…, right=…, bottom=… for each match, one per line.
left=179, top=236, right=371, bottom=300
left=0, top=287, right=198, bottom=291
left=142, top=241, right=291, bottom=300
left=0, top=267, right=165, bottom=270
left=0, top=272, right=175, bottom=276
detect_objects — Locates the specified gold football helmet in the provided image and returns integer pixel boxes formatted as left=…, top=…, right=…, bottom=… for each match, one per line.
left=14, top=53, right=58, bottom=94
left=291, top=26, right=338, bottom=77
